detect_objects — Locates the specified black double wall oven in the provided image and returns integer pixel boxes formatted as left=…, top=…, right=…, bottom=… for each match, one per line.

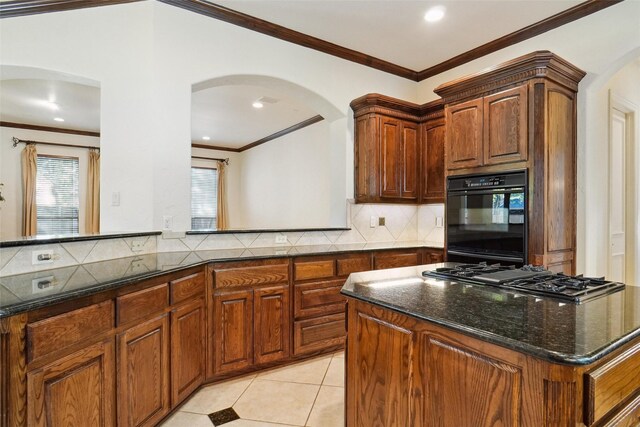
left=446, top=170, right=527, bottom=265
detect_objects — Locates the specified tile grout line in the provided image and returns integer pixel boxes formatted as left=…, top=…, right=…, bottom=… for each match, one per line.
left=302, top=358, right=332, bottom=427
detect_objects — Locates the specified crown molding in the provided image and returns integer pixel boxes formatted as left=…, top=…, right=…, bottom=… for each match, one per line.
left=0, top=121, right=100, bottom=137
left=0, top=0, right=141, bottom=18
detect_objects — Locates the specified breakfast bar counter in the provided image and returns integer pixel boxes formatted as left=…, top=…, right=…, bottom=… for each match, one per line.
left=341, top=263, right=640, bottom=426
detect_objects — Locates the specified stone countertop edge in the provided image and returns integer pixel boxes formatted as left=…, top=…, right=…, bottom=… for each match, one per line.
left=185, top=227, right=351, bottom=235
left=0, top=231, right=162, bottom=248
left=0, top=243, right=442, bottom=318
left=340, top=287, right=640, bottom=366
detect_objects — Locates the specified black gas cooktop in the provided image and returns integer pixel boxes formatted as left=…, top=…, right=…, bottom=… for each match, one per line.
left=422, top=262, right=625, bottom=302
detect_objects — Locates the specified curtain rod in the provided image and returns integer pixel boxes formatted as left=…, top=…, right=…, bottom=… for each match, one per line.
left=12, top=137, right=100, bottom=151
left=191, top=155, right=229, bottom=165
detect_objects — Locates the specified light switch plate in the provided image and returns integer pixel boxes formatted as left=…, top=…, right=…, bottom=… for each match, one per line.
left=111, top=192, right=120, bottom=206
left=436, top=216, right=444, bottom=228
left=370, top=216, right=378, bottom=228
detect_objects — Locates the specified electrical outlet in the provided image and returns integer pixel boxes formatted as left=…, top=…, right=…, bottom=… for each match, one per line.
left=370, top=216, right=378, bottom=228
left=130, top=240, right=145, bottom=252
left=111, top=192, right=120, bottom=206
left=275, top=235, right=287, bottom=244
left=436, top=216, right=444, bottom=228
left=32, top=250, right=54, bottom=265
left=163, top=215, right=173, bottom=230
left=378, top=217, right=385, bottom=226
left=32, top=276, right=55, bottom=293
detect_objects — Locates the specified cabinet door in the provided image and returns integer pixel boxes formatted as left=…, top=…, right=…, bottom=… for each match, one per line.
left=483, top=85, right=528, bottom=165
left=421, top=118, right=445, bottom=203
left=354, top=114, right=379, bottom=201
left=374, top=250, right=421, bottom=270
left=380, top=116, right=402, bottom=198
left=27, top=339, right=115, bottom=427
left=117, top=314, right=170, bottom=427
left=213, top=289, right=254, bottom=374
left=254, top=285, right=290, bottom=365
left=445, top=99, right=483, bottom=170
left=171, top=298, right=206, bottom=406
left=424, top=249, right=444, bottom=264
left=401, top=121, right=419, bottom=200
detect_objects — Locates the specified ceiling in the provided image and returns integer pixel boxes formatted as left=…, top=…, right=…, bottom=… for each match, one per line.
left=215, top=0, right=583, bottom=71
left=0, top=79, right=100, bottom=133
left=191, top=84, right=319, bottom=149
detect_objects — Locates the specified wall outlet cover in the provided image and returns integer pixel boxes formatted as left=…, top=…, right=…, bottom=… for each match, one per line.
left=130, top=240, right=145, bottom=252
left=370, top=216, right=378, bottom=228
left=32, top=250, right=54, bottom=265
left=378, top=217, right=386, bottom=226
left=275, top=235, right=287, bottom=244
left=32, top=275, right=56, bottom=293
left=163, top=215, right=173, bottom=230
left=436, top=216, right=444, bottom=228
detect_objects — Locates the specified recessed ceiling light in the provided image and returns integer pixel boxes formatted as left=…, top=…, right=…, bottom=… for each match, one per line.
left=202, top=136, right=211, bottom=141
left=252, top=101, right=264, bottom=109
left=54, top=117, right=65, bottom=122
left=424, top=5, right=446, bottom=22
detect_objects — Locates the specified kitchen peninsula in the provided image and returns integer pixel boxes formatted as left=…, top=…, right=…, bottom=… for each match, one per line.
left=341, top=264, right=640, bottom=426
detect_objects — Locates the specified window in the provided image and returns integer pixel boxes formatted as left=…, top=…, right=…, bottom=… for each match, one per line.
left=36, top=155, right=80, bottom=235
left=191, top=167, right=218, bottom=230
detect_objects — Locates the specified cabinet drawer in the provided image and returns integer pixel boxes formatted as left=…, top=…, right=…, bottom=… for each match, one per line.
left=586, top=345, right=640, bottom=425
left=27, top=300, right=114, bottom=363
left=117, top=283, right=168, bottom=326
left=336, top=255, right=371, bottom=277
left=293, top=313, right=346, bottom=355
left=294, top=280, right=346, bottom=319
left=214, top=264, right=289, bottom=288
left=171, top=272, right=205, bottom=305
left=294, top=260, right=335, bottom=281
left=374, top=251, right=420, bottom=270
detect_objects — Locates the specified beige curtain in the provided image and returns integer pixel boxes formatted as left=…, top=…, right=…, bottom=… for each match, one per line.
left=216, top=161, right=228, bottom=230
left=86, top=150, right=100, bottom=233
left=21, top=144, right=37, bottom=236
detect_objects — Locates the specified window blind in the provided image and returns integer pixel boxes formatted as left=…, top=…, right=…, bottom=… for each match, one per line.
left=191, top=167, right=218, bottom=230
left=36, top=156, right=80, bottom=235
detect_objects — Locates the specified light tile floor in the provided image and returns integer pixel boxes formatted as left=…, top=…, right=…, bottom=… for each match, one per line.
left=160, top=351, right=345, bottom=427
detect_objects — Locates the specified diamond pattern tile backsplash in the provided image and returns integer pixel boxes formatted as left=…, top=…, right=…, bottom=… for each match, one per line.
left=0, top=203, right=444, bottom=276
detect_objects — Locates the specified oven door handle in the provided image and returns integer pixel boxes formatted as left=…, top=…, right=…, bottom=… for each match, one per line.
left=447, top=250, right=524, bottom=263
left=447, top=187, right=525, bottom=196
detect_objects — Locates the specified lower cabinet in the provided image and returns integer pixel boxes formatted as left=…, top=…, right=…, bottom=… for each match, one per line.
left=27, top=339, right=116, bottom=427
left=424, top=248, right=444, bottom=264
left=170, top=298, right=206, bottom=406
left=373, top=249, right=422, bottom=270
left=117, top=314, right=170, bottom=427
left=213, top=285, right=291, bottom=375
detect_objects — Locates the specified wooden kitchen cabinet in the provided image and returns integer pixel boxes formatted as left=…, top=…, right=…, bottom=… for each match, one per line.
left=254, top=285, right=290, bottom=364
left=421, top=115, right=445, bottom=203
left=373, top=249, right=421, bottom=270
left=351, top=94, right=443, bottom=204
left=117, top=314, right=170, bottom=427
left=27, top=339, right=116, bottom=427
left=423, top=248, right=444, bottom=264
left=213, top=288, right=254, bottom=375
left=445, top=98, right=484, bottom=170
left=170, top=298, right=206, bottom=406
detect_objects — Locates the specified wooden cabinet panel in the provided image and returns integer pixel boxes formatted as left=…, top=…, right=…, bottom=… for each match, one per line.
left=293, top=313, right=345, bottom=355
left=170, top=298, right=206, bottom=406
left=117, top=314, right=170, bottom=427
left=354, top=114, right=379, bottom=201
left=294, top=279, right=346, bottom=319
left=374, top=250, right=420, bottom=270
left=586, top=344, right=640, bottom=425
left=336, top=254, right=371, bottom=277
left=294, top=259, right=335, bottom=281
left=170, top=272, right=204, bottom=305
left=27, top=339, right=115, bottom=427
left=422, top=118, right=445, bottom=203
left=445, top=98, right=483, bottom=170
left=424, top=248, right=444, bottom=264
left=27, top=300, right=114, bottom=363
left=380, top=116, right=402, bottom=198
left=213, top=289, right=253, bottom=374
left=117, top=284, right=168, bottom=326
left=213, top=263, right=289, bottom=288
left=483, top=85, right=528, bottom=165
left=423, top=334, right=522, bottom=426
left=254, top=286, right=290, bottom=365
left=401, top=121, right=419, bottom=200
left=350, top=312, right=413, bottom=427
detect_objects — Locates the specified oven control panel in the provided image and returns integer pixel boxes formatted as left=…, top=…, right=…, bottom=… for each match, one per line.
left=463, top=176, right=505, bottom=188
left=448, top=170, right=527, bottom=192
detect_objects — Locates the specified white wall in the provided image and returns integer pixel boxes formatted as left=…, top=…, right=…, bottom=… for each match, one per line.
left=0, top=126, right=99, bottom=240
left=415, top=1, right=640, bottom=275
left=0, top=1, right=417, bottom=234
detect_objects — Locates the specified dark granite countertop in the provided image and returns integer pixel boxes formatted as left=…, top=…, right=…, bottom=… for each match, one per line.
left=0, top=231, right=162, bottom=248
left=186, top=227, right=351, bottom=235
left=340, top=263, right=640, bottom=366
left=0, top=241, right=441, bottom=318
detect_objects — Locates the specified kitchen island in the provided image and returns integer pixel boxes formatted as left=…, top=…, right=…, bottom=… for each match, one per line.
left=341, top=263, right=640, bottom=426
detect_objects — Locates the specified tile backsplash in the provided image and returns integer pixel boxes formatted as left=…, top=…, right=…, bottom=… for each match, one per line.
left=0, top=203, right=444, bottom=276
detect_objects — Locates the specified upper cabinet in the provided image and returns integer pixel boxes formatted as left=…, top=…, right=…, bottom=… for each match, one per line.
left=351, top=94, right=445, bottom=204
left=435, top=50, right=586, bottom=273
